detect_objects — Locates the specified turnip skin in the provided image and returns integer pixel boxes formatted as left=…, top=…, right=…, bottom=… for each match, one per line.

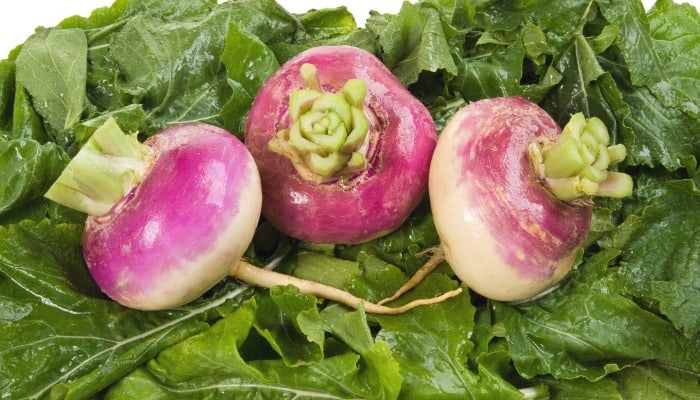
left=83, top=123, right=262, bottom=310
left=429, top=97, right=593, bottom=302
left=245, top=45, right=437, bottom=244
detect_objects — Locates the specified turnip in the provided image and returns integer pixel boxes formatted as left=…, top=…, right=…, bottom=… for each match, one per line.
left=46, top=118, right=263, bottom=310
left=245, top=45, right=437, bottom=244
left=46, top=118, right=460, bottom=312
left=382, top=96, right=633, bottom=303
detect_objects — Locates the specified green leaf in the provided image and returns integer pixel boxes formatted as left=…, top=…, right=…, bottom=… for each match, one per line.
left=340, top=203, right=442, bottom=277
left=0, top=139, right=68, bottom=219
left=220, top=21, right=279, bottom=136
left=107, top=12, right=231, bottom=132
left=66, top=0, right=217, bottom=113
left=601, top=66, right=698, bottom=171
left=14, top=28, right=87, bottom=133
left=250, top=350, right=401, bottom=400
left=0, top=220, right=251, bottom=399
left=613, top=362, right=700, bottom=400
left=369, top=1, right=461, bottom=86
left=106, top=298, right=402, bottom=400
left=451, top=36, right=558, bottom=102
left=597, top=0, right=700, bottom=118
left=321, top=305, right=403, bottom=400
left=5, top=0, right=700, bottom=398
left=253, top=285, right=325, bottom=366
left=537, top=375, right=622, bottom=399
left=321, top=304, right=375, bottom=354
left=144, top=299, right=264, bottom=384
left=67, top=104, right=147, bottom=152
left=106, top=0, right=299, bottom=134
left=294, top=6, right=358, bottom=42
left=343, top=250, right=415, bottom=303
left=374, top=274, right=519, bottom=399
left=0, top=60, right=13, bottom=129
left=614, top=180, right=700, bottom=338
left=496, top=249, right=698, bottom=382
left=285, top=251, right=362, bottom=290
left=10, top=84, right=50, bottom=142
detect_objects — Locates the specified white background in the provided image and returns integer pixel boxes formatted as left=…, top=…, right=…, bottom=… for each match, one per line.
left=0, top=0, right=696, bottom=57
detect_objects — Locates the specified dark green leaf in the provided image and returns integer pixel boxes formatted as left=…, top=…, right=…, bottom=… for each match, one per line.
left=597, top=0, right=700, bottom=118
left=0, top=220, right=251, bottom=399
left=0, top=60, right=13, bottom=129
left=613, top=362, right=700, bottom=400
left=374, top=275, right=518, bottom=399
left=253, top=285, right=325, bottom=366
left=107, top=13, right=230, bottom=132
left=615, top=180, right=700, bottom=338
left=0, top=139, right=68, bottom=219
left=106, top=297, right=403, bottom=400
left=4, top=0, right=700, bottom=398
left=601, top=65, right=699, bottom=171
left=496, top=249, right=698, bottom=381
left=220, top=21, right=279, bottom=136
left=10, top=84, right=50, bottom=142
left=369, top=1, right=461, bottom=86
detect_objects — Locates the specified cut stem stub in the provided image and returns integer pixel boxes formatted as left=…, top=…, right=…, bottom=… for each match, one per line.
left=268, top=63, right=372, bottom=183
left=44, top=117, right=153, bottom=216
left=528, top=112, right=633, bottom=203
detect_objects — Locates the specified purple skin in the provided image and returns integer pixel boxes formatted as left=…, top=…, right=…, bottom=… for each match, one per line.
left=84, top=124, right=262, bottom=310
left=245, top=45, right=437, bottom=244
left=429, top=97, right=592, bottom=302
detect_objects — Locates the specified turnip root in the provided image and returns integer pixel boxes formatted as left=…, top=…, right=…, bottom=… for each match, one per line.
left=385, top=97, right=632, bottom=303
left=245, top=45, right=437, bottom=244
left=46, top=118, right=460, bottom=312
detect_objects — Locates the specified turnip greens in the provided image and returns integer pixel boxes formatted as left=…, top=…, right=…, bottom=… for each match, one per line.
left=1, top=0, right=699, bottom=398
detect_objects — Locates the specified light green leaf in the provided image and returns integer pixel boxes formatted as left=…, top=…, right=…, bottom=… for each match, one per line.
left=145, top=300, right=264, bottom=384
left=15, top=28, right=87, bottom=133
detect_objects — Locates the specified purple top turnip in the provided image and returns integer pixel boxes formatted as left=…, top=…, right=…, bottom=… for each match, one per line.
left=46, top=118, right=263, bottom=310
left=245, top=45, right=437, bottom=244
left=427, top=96, right=632, bottom=302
